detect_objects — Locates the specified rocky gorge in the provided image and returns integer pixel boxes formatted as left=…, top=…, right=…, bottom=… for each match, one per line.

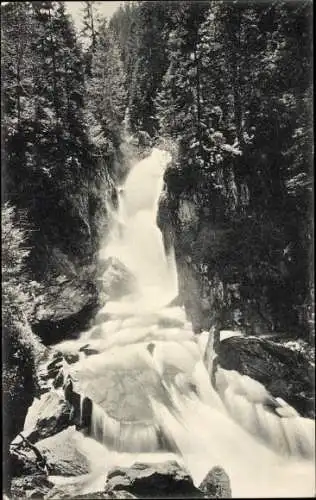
left=2, top=1, right=314, bottom=498
left=5, top=145, right=315, bottom=499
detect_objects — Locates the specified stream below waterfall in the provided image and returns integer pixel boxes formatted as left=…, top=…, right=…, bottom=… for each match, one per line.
left=31, top=148, right=314, bottom=498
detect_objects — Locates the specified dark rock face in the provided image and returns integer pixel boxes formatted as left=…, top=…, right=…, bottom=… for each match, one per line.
left=99, top=257, right=136, bottom=300
left=157, top=166, right=312, bottom=339
left=104, top=461, right=203, bottom=498
left=32, top=278, right=98, bottom=345
left=215, top=336, right=315, bottom=418
left=2, top=319, right=40, bottom=495
left=9, top=449, right=45, bottom=479
left=199, top=466, right=232, bottom=499
left=24, top=392, right=74, bottom=444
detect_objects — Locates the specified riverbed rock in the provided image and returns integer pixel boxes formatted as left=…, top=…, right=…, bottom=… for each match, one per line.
left=10, top=475, right=55, bottom=499
left=24, top=392, right=74, bottom=444
left=36, top=427, right=89, bottom=477
left=214, top=335, right=314, bottom=418
left=79, top=344, right=100, bottom=356
left=63, top=352, right=80, bottom=364
left=37, top=352, right=64, bottom=394
left=104, top=461, right=203, bottom=498
left=199, top=466, right=232, bottom=498
left=74, top=491, right=136, bottom=499
left=100, top=257, right=136, bottom=300
left=52, top=369, right=65, bottom=389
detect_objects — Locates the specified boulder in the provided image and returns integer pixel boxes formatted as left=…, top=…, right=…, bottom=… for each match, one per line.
left=104, top=461, right=203, bottom=498
left=9, top=449, right=45, bottom=478
left=36, top=428, right=89, bottom=477
left=32, top=278, right=98, bottom=345
left=100, top=257, right=136, bottom=300
left=199, top=466, right=232, bottom=498
left=79, top=344, right=100, bottom=357
left=63, top=352, right=80, bottom=364
left=75, top=491, right=136, bottom=499
left=24, top=392, right=74, bottom=444
left=10, top=475, right=54, bottom=499
left=215, top=336, right=314, bottom=418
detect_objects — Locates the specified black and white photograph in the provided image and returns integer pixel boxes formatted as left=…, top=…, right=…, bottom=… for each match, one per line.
left=1, top=0, right=314, bottom=498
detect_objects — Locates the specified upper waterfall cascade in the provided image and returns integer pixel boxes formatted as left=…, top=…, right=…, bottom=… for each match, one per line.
left=34, top=148, right=314, bottom=498
left=101, top=147, right=178, bottom=311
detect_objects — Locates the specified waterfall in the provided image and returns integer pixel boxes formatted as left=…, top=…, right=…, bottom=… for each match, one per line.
left=100, top=148, right=178, bottom=308
left=52, top=148, right=314, bottom=498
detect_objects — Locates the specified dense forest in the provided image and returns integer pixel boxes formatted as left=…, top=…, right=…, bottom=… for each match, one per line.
left=1, top=0, right=313, bottom=497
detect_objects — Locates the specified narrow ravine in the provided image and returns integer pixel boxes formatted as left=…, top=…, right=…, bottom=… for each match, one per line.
left=3, top=3, right=313, bottom=499
left=44, top=148, right=315, bottom=498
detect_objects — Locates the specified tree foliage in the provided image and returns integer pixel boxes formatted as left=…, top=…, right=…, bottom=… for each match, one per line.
left=1, top=0, right=313, bottom=345
left=86, top=20, right=127, bottom=152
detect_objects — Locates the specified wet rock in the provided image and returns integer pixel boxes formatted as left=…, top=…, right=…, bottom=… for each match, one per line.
left=45, top=354, right=64, bottom=378
left=104, top=461, right=203, bottom=498
left=63, top=377, right=92, bottom=430
left=10, top=475, right=54, bottom=499
left=47, top=352, right=64, bottom=370
left=199, top=466, right=232, bottom=498
left=157, top=316, right=184, bottom=329
left=215, top=336, right=314, bottom=418
left=63, top=352, right=79, bottom=364
left=79, top=344, right=100, bottom=356
left=24, top=392, right=74, bottom=444
left=37, top=353, right=65, bottom=394
left=52, top=369, right=64, bottom=389
left=37, top=380, right=52, bottom=396
left=75, top=492, right=136, bottom=499
left=100, top=257, right=136, bottom=300
left=36, top=428, right=89, bottom=477
left=39, top=351, right=78, bottom=392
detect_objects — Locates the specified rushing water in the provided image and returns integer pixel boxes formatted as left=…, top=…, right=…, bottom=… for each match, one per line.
left=47, top=148, right=315, bottom=497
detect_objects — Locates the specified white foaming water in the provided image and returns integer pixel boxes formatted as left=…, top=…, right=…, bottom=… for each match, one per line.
left=49, top=148, right=315, bottom=498
left=101, top=148, right=178, bottom=305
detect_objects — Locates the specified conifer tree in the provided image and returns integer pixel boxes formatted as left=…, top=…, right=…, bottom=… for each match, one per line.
left=81, top=0, right=99, bottom=50
left=86, top=21, right=127, bottom=152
